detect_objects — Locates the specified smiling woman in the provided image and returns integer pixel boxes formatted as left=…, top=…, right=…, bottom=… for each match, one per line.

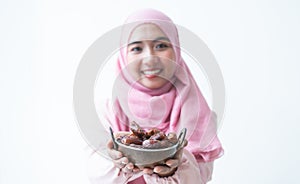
left=88, top=8, right=224, bottom=184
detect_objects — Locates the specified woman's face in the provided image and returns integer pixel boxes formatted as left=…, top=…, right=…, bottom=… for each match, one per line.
left=126, top=24, right=176, bottom=89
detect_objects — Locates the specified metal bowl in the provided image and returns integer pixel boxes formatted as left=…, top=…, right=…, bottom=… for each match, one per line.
left=110, top=127, right=187, bottom=168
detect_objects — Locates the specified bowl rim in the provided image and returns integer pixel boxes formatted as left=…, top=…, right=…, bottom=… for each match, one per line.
left=115, top=140, right=179, bottom=152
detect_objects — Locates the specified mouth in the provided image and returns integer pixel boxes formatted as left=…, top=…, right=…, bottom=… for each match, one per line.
left=141, top=69, right=162, bottom=78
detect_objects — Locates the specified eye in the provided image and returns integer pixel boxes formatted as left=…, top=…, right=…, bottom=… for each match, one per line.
left=130, top=46, right=142, bottom=53
left=155, top=43, right=169, bottom=50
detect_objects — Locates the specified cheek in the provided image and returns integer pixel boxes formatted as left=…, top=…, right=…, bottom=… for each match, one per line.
left=126, top=56, right=141, bottom=78
left=160, top=49, right=176, bottom=63
left=161, top=50, right=176, bottom=77
left=166, top=52, right=175, bottom=61
left=164, top=50, right=176, bottom=67
left=126, top=54, right=136, bottom=64
left=159, top=59, right=176, bottom=80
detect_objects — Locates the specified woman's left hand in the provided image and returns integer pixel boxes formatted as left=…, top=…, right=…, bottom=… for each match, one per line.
left=143, top=139, right=188, bottom=177
left=107, top=135, right=140, bottom=174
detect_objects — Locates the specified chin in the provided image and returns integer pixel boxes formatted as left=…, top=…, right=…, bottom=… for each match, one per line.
left=139, top=78, right=168, bottom=89
left=141, top=82, right=165, bottom=89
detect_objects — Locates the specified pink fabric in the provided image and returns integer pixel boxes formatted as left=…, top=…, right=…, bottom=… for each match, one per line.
left=128, top=176, right=146, bottom=184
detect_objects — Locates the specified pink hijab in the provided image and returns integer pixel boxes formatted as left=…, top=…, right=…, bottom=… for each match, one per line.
left=109, top=9, right=223, bottom=162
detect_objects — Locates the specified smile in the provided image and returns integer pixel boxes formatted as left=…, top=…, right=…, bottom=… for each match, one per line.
left=141, top=69, right=162, bottom=78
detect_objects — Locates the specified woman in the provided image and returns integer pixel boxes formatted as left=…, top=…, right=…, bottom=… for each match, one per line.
left=89, top=9, right=223, bottom=184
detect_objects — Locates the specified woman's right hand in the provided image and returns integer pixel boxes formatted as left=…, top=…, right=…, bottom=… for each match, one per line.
left=107, top=138, right=140, bottom=173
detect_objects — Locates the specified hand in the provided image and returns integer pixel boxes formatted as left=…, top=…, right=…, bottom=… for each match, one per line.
left=143, top=139, right=188, bottom=177
left=107, top=137, right=140, bottom=173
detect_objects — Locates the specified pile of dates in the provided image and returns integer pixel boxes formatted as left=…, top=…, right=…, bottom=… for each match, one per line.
left=116, top=121, right=178, bottom=149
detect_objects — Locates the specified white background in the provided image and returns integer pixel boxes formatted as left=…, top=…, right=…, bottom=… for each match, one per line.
left=1, top=0, right=300, bottom=183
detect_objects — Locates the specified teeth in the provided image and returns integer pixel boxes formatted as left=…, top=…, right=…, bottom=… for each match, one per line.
left=143, top=69, right=161, bottom=75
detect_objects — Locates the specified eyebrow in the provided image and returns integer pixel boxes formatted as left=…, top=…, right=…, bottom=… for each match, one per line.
left=153, top=37, right=170, bottom=42
left=128, top=37, right=170, bottom=46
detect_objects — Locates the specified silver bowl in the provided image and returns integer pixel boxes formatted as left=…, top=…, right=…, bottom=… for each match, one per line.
left=110, top=127, right=187, bottom=168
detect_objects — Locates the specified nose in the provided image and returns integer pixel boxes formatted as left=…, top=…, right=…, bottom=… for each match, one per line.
left=142, top=47, right=158, bottom=65
left=143, top=45, right=154, bottom=57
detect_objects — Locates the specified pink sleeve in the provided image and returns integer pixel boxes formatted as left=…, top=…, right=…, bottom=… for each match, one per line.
left=193, top=136, right=224, bottom=163
left=143, top=149, right=208, bottom=184
left=186, top=111, right=224, bottom=163
left=193, top=136, right=223, bottom=183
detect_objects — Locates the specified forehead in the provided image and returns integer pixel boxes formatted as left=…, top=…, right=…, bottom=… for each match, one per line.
left=128, top=24, right=167, bottom=43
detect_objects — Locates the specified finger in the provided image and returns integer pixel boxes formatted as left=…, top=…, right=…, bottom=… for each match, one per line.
left=178, top=139, right=188, bottom=149
left=183, top=139, right=188, bottom=147
left=143, top=167, right=153, bottom=175
left=122, top=163, right=134, bottom=173
left=165, top=159, right=179, bottom=168
left=172, top=148, right=183, bottom=160
left=173, top=141, right=187, bottom=160
left=107, top=148, right=123, bottom=160
left=154, top=165, right=177, bottom=177
left=107, top=139, right=123, bottom=160
left=107, top=139, right=114, bottom=149
left=153, top=165, right=172, bottom=175
left=126, top=163, right=134, bottom=170
left=133, top=166, right=141, bottom=173
left=172, top=139, right=187, bottom=160
left=114, top=157, right=129, bottom=168
left=122, top=167, right=132, bottom=174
